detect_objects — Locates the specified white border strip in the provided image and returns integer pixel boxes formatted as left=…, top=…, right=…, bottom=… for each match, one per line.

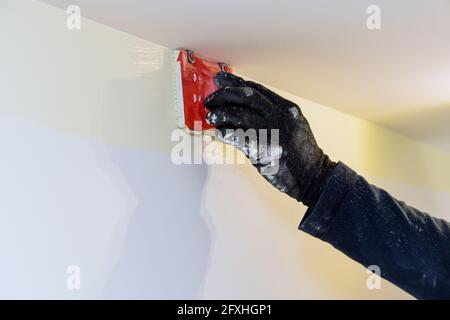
left=172, top=50, right=185, bottom=129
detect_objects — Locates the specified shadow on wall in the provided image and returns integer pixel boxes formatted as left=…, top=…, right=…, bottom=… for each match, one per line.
left=99, top=75, right=213, bottom=298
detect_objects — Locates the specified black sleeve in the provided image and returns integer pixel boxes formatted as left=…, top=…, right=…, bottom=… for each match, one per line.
left=299, top=162, right=450, bottom=299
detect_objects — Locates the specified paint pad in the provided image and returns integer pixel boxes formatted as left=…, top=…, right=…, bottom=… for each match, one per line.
left=172, top=49, right=232, bottom=134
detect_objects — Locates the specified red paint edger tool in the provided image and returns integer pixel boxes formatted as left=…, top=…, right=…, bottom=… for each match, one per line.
left=172, top=49, right=232, bottom=133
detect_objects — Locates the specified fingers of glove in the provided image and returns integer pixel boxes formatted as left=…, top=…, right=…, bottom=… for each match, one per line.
left=204, top=87, right=273, bottom=117
left=215, top=72, right=293, bottom=108
left=206, top=106, right=265, bottom=129
left=215, top=127, right=259, bottom=159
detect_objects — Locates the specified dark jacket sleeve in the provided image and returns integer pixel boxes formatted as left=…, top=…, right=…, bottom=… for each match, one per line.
left=299, top=162, right=450, bottom=299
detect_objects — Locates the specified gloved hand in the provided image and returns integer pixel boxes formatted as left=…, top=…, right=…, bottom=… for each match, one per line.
left=204, top=72, right=336, bottom=208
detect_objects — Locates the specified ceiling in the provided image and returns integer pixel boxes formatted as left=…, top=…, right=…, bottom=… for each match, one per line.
left=41, top=0, right=450, bottom=151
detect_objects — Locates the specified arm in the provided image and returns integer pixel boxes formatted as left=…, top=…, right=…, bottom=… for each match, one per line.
left=205, top=72, right=450, bottom=299
left=300, top=162, right=450, bottom=299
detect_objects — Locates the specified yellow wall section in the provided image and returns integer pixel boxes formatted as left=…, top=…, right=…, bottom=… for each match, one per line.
left=274, top=88, right=450, bottom=194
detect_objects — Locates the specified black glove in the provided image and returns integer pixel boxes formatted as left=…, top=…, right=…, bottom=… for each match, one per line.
left=204, top=72, right=336, bottom=208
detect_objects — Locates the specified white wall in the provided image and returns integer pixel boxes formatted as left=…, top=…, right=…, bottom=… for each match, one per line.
left=2, top=0, right=450, bottom=299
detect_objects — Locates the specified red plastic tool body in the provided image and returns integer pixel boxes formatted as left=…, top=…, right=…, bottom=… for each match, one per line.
left=177, top=50, right=232, bottom=131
